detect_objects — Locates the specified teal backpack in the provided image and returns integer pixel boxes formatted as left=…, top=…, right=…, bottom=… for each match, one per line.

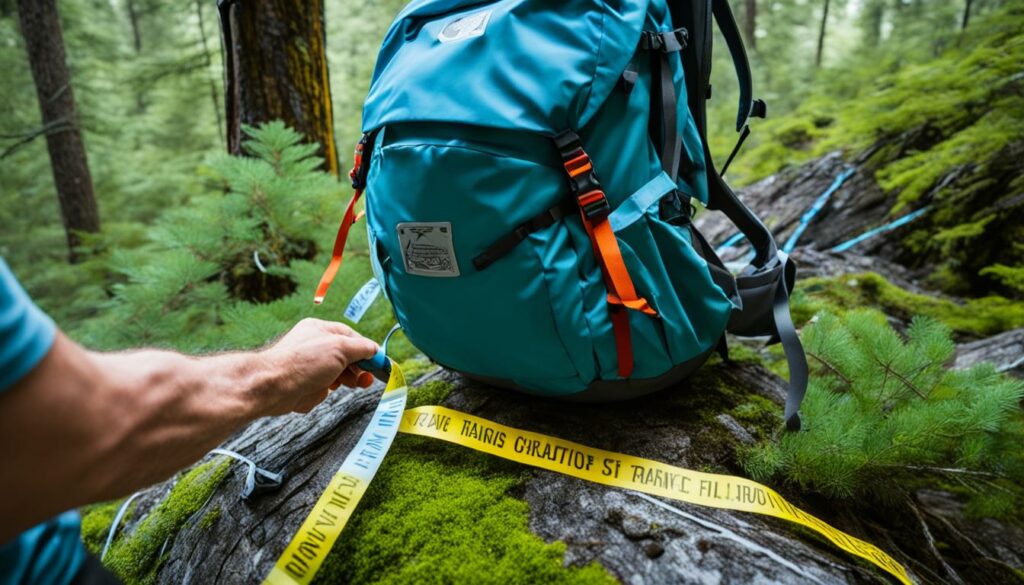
left=316, top=0, right=809, bottom=430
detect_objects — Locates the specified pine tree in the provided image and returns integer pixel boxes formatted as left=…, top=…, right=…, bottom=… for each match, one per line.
left=75, top=122, right=343, bottom=352
left=744, top=310, right=1024, bottom=503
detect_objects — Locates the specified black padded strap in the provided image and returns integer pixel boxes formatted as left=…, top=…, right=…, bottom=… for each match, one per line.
left=711, top=0, right=755, bottom=131
left=772, top=255, right=807, bottom=431
left=641, top=28, right=687, bottom=184
left=727, top=253, right=808, bottom=431
left=652, top=51, right=681, bottom=183
left=708, top=168, right=777, bottom=268
left=473, top=201, right=576, bottom=271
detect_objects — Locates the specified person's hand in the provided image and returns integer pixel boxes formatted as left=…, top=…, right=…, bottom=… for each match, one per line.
left=260, top=318, right=379, bottom=415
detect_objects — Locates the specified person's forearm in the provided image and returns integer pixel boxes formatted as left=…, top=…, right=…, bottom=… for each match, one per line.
left=0, top=334, right=276, bottom=540
left=0, top=318, right=376, bottom=542
left=83, top=344, right=281, bottom=499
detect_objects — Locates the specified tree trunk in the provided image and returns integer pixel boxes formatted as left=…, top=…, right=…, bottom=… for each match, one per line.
left=17, top=0, right=100, bottom=263
left=815, top=0, right=830, bottom=68
left=744, top=0, right=757, bottom=50
left=219, top=0, right=339, bottom=176
left=961, top=0, right=973, bottom=30
left=195, top=0, right=224, bottom=144
left=862, top=0, right=886, bottom=48
left=126, top=0, right=142, bottom=53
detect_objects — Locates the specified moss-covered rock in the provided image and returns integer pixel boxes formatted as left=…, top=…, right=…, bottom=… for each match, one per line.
left=721, top=3, right=1024, bottom=297
left=313, top=436, right=614, bottom=585
left=100, top=458, right=231, bottom=584
left=792, top=272, right=1024, bottom=338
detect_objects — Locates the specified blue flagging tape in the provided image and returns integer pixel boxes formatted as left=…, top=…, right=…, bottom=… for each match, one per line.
left=782, top=167, right=856, bottom=254
left=830, top=207, right=931, bottom=253
left=715, top=231, right=747, bottom=254
left=712, top=167, right=928, bottom=258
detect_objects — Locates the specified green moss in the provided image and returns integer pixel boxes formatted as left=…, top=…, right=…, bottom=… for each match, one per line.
left=793, top=272, right=1024, bottom=337
left=198, top=506, right=221, bottom=531
left=722, top=342, right=765, bottom=365
left=981, top=262, right=1024, bottom=295
left=406, top=380, right=455, bottom=409
left=102, top=458, right=231, bottom=584
left=729, top=394, right=783, bottom=442
left=312, top=437, right=614, bottom=585
left=718, top=4, right=1024, bottom=296
left=397, top=355, right=437, bottom=383
left=80, top=499, right=128, bottom=556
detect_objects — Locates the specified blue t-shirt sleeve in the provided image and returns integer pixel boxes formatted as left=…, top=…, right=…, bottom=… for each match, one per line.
left=0, top=259, right=85, bottom=585
left=0, top=258, right=56, bottom=392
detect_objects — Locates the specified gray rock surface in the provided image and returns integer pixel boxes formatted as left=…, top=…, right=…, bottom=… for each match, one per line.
left=954, top=328, right=1024, bottom=377
left=695, top=151, right=913, bottom=267
left=111, top=325, right=1024, bottom=585
left=126, top=361, right=898, bottom=585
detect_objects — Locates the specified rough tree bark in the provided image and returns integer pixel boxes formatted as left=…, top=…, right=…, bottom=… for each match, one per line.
left=17, top=0, right=100, bottom=263
left=743, top=0, right=757, bottom=50
left=815, top=0, right=830, bottom=67
left=117, top=340, right=1024, bottom=584
left=219, top=0, right=340, bottom=176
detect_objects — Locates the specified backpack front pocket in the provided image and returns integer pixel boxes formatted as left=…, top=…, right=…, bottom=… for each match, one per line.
left=365, top=130, right=597, bottom=395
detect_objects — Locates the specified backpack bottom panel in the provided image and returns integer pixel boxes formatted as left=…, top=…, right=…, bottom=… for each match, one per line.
left=454, top=344, right=716, bottom=402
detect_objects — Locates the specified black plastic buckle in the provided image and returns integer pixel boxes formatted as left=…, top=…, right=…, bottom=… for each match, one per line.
left=751, top=98, right=767, bottom=119
left=578, top=191, right=611, bottom=221
left=350, top=131, right=378, bottom=190
left=553, top=129, right=610, bottom=221
left=640, top=28, right=688, bottom=52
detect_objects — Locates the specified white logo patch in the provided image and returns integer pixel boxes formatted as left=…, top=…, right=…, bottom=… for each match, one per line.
left=438, top=10, right=491, bottom=43
left=397, top=222, right=460, bottom=277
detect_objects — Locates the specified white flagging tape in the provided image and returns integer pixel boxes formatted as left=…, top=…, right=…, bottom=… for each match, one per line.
left=101, top=491, right=143, bottom=560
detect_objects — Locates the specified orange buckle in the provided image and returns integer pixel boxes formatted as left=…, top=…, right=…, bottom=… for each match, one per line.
left=577, top=189, right=610, bottom=221
left=563, top=153, right=593, bottom=178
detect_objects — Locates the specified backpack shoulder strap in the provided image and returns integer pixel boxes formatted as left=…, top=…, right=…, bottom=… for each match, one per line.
left=667, top=0, right=807, bottom=431
left=711, top=0, right=766, bottom=131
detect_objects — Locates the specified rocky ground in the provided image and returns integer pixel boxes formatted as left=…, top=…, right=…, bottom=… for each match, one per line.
left=82, top=152, right=1024, bottom=584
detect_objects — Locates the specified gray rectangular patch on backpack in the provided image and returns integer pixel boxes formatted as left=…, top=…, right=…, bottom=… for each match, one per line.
left=397, top=222, right=460, bottom=277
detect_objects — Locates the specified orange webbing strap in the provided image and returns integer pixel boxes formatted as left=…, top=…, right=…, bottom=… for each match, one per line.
left=577, top=205, right=656, bottom=378
left=582, top=211, right=657, bottom=317
left=313, top=133, right=377, bottom=305
left=558, top=133, right=659, bottom=379
left=313, top=188, right=363, bottom=304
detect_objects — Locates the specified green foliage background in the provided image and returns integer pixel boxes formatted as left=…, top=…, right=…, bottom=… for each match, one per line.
left=1, top=0, right=1023, bottom=581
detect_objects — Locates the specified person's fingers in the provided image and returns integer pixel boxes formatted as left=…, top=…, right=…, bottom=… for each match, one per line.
left=332, top=367, right=362, bottom=389
left=335, top=335, right=379, bottom=364
left=317, top=320, right=356, bottom=337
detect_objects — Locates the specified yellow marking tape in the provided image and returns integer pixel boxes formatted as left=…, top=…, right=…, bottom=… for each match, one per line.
left=263, top=363, right=407, bottom=585
left=399, top=405, right=911, bottom=585
left=266, top=362, right=911, bottom=585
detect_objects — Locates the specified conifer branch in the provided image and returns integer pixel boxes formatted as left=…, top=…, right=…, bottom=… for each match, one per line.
left=805, top=350, right=853, bottom=387
left=874, top=357, right=927, bottom=399
left=907, top=497, right=966, bottom=585
left=893, top=465, right=1004, bottom=478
